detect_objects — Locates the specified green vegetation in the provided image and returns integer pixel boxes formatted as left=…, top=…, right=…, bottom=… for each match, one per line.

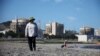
left=0, top=33, right=4, bottom=37
left=44, top=30, right=78, bottom=39
left=5, top=30, right=17, bottom=37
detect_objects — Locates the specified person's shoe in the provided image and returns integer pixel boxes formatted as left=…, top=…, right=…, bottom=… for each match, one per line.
left=33, top=48, right=36, bottom=51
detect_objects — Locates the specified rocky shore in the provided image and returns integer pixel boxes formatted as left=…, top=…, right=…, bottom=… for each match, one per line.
left=0, top=42, right=100, bottom=56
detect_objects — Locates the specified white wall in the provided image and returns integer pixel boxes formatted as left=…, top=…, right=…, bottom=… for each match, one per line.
left=76, top=35, right=88, bottom=42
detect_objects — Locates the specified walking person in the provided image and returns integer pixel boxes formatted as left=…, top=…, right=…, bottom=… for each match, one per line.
left=25, top=17, right=38, bottom=51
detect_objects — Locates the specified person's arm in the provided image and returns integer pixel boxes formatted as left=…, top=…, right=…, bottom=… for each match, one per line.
left=35, top=23, right=38, bottom=37
left=25, top=24, right=28, bottom=37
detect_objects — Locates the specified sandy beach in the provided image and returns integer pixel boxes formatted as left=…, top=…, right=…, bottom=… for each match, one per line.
left=0, top=42, right=100, bottom=56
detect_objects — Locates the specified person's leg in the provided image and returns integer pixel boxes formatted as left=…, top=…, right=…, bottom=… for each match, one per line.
left=33, top=37, right=36, bottom=51
left=28, top=37, right=33, bottom=51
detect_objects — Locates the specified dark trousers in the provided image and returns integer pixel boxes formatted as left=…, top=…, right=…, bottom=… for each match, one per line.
left=27, top=37, right=36, bottom=51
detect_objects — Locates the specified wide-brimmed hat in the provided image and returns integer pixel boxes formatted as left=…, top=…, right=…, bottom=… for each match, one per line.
left=29, top=17, right=35, bottom=21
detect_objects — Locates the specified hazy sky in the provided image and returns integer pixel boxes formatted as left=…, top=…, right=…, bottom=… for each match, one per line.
left=0, top=0, right=100, bottom=31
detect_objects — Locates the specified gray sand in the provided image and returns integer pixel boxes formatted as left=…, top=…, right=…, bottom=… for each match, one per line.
left=0, top=42, right=100, bottom=56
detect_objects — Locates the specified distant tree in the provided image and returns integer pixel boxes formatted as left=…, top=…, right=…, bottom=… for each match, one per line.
left=5, top=30, right=17, bottom=38
left=0, top=33, right=4, bottom=37
left=43, top=30, right=78, bottom=39
left=64, top=30, right=78, bottom=39
left=49, top=35, right=55, bottom=39
left=18, top=33, right=25, bottom=38
left=43, top=34, right=50, bottom=39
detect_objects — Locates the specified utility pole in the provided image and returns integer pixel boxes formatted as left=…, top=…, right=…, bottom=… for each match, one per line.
left=37, top=20, right=43, bottom=38
left=16, top=16, right=19, bottom=37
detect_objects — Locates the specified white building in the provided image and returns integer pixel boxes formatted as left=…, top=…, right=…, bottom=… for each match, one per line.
left=76, top=26, right=95, bottom=42
left=80, top=26, right=94, bottom=35
left=52, top=22, right=57, bottom=35
left=45, top=22, right=64, bottom=36
left=95, top=29, right=100, bottom=36
left=10, top=19, right=28, bottom=33
left=45, top=24, right=52, bottom=35
left=76, top=35, right=94, bottom=42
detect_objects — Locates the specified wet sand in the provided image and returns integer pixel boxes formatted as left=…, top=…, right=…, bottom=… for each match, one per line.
left=0, top=42, right=100, bottom=56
